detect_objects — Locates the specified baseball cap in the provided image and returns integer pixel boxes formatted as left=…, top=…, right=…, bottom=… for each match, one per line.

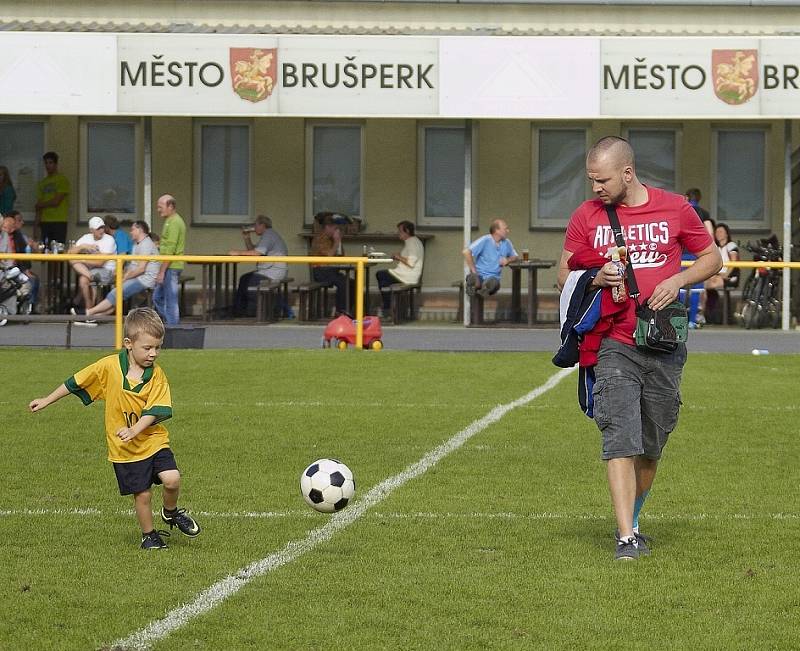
left=88, top=216, right=105, bottom=231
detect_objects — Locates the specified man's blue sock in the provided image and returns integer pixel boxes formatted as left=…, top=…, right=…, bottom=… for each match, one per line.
left=633, top=490, right=649, bottom=532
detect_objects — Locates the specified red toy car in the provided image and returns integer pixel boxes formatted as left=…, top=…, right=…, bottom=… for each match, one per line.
left=322, top=314, right=383, bottom=350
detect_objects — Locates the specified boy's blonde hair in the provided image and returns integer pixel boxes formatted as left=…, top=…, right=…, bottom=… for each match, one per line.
left=124, top=308, right=165, bottom=342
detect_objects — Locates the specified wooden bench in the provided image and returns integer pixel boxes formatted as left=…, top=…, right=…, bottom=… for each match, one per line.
left=254, top=277, right=293, bottom=323
left=292, top=281, right=330, bottom=322
left=1, top=314, right=116, bottom=348
left=452, top=280, right=485, bottom=325
left=388, top=283, right=421, bottom=325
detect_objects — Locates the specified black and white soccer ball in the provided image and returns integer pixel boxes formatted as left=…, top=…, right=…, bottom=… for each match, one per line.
left=300, top=458, right=356, bottom=513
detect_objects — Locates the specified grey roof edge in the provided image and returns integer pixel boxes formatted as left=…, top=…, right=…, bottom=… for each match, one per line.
left=2, top=19, right=800, bottom=36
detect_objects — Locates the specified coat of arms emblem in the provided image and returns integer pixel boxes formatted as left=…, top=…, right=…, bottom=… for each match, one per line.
left=230, top=48, right=277, bottom=103
left=712, top=49, right=758, bottom=105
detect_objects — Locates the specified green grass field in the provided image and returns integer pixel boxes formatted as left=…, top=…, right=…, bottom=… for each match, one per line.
left=1, top=348, right=798, bottom=650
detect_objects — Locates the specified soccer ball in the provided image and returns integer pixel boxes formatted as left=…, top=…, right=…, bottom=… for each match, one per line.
left=299, top=458, right=356, bottom=513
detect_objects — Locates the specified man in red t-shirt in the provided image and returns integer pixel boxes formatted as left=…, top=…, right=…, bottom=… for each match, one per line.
left=557, top=137, right=721, bottom=561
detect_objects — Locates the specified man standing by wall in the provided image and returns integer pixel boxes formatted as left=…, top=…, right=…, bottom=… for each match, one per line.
left=34, top=152, right=70, bottom=244
left=557, top=137, right=721, bottom=561
left=153, top=194, right=186, bottom=325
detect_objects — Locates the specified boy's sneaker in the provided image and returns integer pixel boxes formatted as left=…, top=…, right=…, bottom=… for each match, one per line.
left=614, top=535, right=639, bottom=561
left=615, top=529, right=651, bottom=556
left=141, top=529, right=170, bottom=550
left=161, top=507, right=201, bottom=537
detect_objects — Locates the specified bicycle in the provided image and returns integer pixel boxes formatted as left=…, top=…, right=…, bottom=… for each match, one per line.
left=739, top=237, right=782, bottom=330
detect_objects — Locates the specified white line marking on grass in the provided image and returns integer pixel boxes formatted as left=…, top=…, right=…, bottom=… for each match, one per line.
left=3, top=507, right=798, bottom=522
left=111, top=366, right=575, bottom=651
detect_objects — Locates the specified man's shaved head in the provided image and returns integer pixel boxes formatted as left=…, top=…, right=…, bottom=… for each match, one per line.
left=587, top=136, right=635, bottom=169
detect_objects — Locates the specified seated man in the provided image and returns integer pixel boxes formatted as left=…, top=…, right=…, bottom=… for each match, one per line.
left=72, top=220, right=159, bottom=326
left=68, top=216, right=117, bottom=311
left=463, top=219, right=518, bottom=297
left=104, top=215, right=134, bottom=255
left=375, top=220, right=424, bottom=317
left=310, top=214, right=349, bottom=316
left=231, top=214, right=289, bottom=317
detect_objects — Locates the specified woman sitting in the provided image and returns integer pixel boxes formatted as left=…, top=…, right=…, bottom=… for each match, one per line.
left=697, top=222, right=739, bottom=325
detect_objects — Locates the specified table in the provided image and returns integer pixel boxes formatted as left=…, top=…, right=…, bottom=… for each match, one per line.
left=508, top=259, right=556, bottom=326
left=41, top=256, right=75, bottom=314
left=193, top=260, right=239, bottom=321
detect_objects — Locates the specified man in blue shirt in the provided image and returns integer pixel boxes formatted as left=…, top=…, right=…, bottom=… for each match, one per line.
left=463, top=219, right=518, bottom=297
left=104, top=215, right=134, bottom=255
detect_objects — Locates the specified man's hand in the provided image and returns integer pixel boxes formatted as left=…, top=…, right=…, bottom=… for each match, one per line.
left=155, top=271, right=165, bottom=285
left=648, top=276, right=683, bottom=311
left=592, top=262, right=625, bottom=289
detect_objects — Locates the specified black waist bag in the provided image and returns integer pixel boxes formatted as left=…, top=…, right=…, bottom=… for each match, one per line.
left=634, top=301, right=688, bottom=353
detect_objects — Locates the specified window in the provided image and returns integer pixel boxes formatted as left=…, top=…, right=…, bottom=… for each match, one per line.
left=0, top=120, right=45, bottom=218
left=531, top=127, right=587, bottom=227
left=194, top=121, right=252, bottom=224
left=627, top=128, right=678, bottom=192
left=714, top=129, right=767, bottom=227
left=305, top=123, right=363, bottom=224
left=81, top=120, right=140, bottom=222
left=418, top=123, right=477, bottom=228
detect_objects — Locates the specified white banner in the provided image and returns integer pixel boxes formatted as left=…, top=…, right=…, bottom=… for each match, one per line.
left=117, top=34, right=437, bottom=116
left=0, top=33, right=116, bottom=115
left=439, top=37, right=599, bottom=118
left=600, top=37, right=797, bottom=117
left=2, top=34, right=800, bottom=117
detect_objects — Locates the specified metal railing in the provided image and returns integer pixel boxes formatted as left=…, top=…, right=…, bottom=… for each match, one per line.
left=4, top=253, right=373, bottom=349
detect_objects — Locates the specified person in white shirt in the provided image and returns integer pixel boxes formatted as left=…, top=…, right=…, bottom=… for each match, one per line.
left=375, top=221, right=424, bottom=315
left=73, top=221, right=160, bottom=326
left=69, top=215, right=117, bottom=311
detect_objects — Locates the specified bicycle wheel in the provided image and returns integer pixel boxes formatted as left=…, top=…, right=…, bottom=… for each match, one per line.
left=741, top=300, right=758, bottom=329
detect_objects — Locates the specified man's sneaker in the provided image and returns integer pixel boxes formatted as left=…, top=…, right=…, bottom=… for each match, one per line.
left=465, top=274, right=478, bottom=297
left=161, top=507, right=201, bottom=537
left=614, top=535, right=639, bottom=561
left=71, top=306, right=97, bottom=326
left=616, top=529, right=651, bottom=556
left=141, top=529, right=170, bottom=550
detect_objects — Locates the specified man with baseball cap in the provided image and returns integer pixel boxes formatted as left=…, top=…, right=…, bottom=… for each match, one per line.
left=68, top=215, right=117, bottom=311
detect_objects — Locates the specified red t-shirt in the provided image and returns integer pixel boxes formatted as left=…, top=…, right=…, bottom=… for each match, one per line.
left=564, top=186, right=713, bottom=345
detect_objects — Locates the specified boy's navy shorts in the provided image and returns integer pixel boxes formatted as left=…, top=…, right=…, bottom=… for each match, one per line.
left=113, top=448, right=179, bottom=495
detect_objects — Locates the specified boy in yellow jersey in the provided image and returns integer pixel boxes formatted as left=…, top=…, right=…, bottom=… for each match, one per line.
left=29, top=308, right=201, bottom=550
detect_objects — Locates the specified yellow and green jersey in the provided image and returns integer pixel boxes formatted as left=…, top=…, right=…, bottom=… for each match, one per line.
left=66, top=351, right=173, bottom=463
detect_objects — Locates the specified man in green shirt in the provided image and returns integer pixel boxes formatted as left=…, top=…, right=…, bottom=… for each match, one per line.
left=34, top=151, right=70, bottom=244
left=153, top=194, right=186, bottom=325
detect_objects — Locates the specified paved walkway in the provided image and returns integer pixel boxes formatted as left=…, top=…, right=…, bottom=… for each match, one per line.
left=0, top=319, right=797, bottom=354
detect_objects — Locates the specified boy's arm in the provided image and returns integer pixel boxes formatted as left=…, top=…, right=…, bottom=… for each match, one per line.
left=116, top=414, right=156, bottom=443
left=29, top=384, right=70, bottom=412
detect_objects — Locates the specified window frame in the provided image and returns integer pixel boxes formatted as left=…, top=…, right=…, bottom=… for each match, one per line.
left=530, top=124, right=590, bottom=229
left=0, top=117, right=47, bottom=221
left=79, top=117, right=142, bottom=225
left=193, top=118, right=254, bottom=226
left=623, top=125, right=682, bottom=194
left=711, top=125, right=769, bottom=230
left=417, top=121, right=478, bottom=229
left=304, top=120, right=365, bottom=226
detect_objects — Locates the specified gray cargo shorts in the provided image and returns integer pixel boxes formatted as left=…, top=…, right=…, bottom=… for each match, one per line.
left=592, top=338, right=686, bottom=461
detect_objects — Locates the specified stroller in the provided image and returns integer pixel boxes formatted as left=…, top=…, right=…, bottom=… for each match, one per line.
left=0, top=265, right=33, bottom=326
